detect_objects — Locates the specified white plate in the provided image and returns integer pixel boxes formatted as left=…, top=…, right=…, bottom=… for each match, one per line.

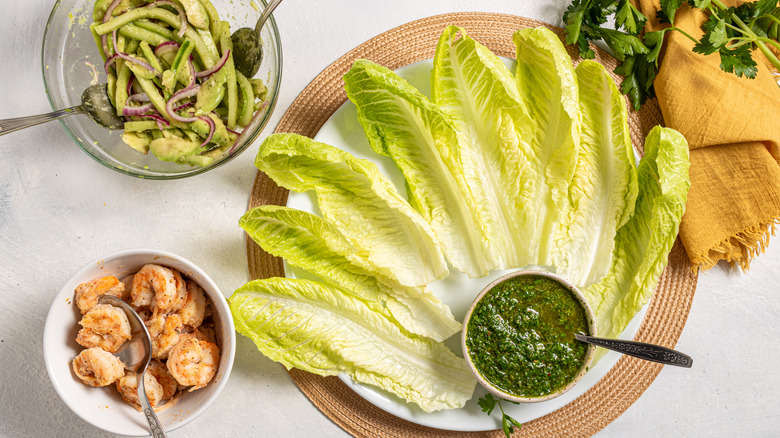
left=285, top=59, right=646, bottom=431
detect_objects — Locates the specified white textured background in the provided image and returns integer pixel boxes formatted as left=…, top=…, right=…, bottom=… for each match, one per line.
left=0, top=1, right=778, bottom=437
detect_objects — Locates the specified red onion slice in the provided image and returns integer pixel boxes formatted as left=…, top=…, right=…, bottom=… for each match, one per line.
left=104, top=54, right=119, bottom=74
left=173, top=102, right=193, bottom=112
left=122, top=102, right=154, bottom=117
left=101, top=0, right=123, bottom=56
left=112, top=31, right=160, bottom=76
left=165, top=83, right=201, bottom=123
left=126, top=93, right=151, bottom=104
left=126, top=76, right=134, bottom=96
left=195, top=50, right=230, bottom=79
left=138, top=113, right=171, bottom=130
left=154, top=41, right=180, bottom=57
left=146, top=0, right=187, bottom=38
left=197, top=116, right=216, bottom=149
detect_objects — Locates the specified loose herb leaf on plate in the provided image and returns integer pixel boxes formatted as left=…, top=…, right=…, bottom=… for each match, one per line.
left=477, top=393, right=522, bottom=438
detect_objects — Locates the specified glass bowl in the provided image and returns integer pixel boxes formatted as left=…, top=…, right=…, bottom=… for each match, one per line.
left=41, top=0, right=282, bottom=179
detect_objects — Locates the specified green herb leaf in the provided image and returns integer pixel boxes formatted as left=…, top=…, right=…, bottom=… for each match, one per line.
left=754, top=0, right=778, bottom=18
left=563, top=0, right=590, bottom=44
left=615, top=0, right=647, bottom=34
left=599, top=28, right=650, bottom=61
left=719, top=44, right=758, bottom=78
left=643, top=30, right=669, bottom=65
left=613, top=54, right=657, bottom=110
left=687, top=0, right=711, bottom=9
left=477, top=393, right=497, bottom=415
left=660, top=0, right=685, bottom=24
left=693, top=15, right=728, bottom=55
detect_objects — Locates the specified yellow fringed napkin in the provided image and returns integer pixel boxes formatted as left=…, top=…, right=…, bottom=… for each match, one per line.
left=634, top=0, right=780, bottom=270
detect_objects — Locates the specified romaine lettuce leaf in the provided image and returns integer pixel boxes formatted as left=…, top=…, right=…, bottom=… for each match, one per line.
left=239, top=205, right=461, bottom=341
left=229, top=277, right=477, bottom=412
left=513, top=27, right=581, bottom=268
left=550, top=60, right=639, bottom=288
left=585, top=126, right=690, bottom=352
left=344, top=59, right=495, bottom=278
left=254, top=133, right=448, bottom=287
left=431, top=25, right=539, bottom=269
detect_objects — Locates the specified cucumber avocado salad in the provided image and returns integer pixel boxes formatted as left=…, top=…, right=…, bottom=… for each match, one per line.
left=90, top=0, right=268, bottom=166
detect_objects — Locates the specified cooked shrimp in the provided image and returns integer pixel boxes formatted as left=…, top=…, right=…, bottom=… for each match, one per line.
left=166, top=337, right=220, bottom=391
left=146, top=313, right=183, bottom=359
left=116, top=371, right=164, bottom=411
left=178, top=280, right=206, bottom=327
left=131, top=264, right=184, bottom=313
left=76, top=304, right=132, bottom=353
left=72, top=347, right=125, bottom=387
left=155, top=269, right=188, bottom=314
left=74, top=275, right=125, bottom=314
left=147, top=359, right=179, bottom=401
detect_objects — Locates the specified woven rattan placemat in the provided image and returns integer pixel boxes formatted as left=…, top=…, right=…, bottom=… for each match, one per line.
left=245, top=12, right=698, bottom=438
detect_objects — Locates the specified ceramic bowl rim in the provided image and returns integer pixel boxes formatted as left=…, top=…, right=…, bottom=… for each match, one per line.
left=460, top=269, right=597, bottom=403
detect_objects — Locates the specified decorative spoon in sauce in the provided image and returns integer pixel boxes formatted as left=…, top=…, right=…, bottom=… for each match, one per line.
left=574, top=333, right=693, bottom=368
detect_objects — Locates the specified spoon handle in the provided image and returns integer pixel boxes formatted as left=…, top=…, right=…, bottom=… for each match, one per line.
left=574, top=334, right=693, bottom=368
left=254, top=0, right=285, bottom=33
left=138, top=371, right=169, bottom=438
left=0, top=105, right=84, bottom=136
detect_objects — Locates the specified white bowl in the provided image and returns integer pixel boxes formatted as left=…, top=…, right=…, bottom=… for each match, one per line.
left=43, top=249, right=236, bottom=435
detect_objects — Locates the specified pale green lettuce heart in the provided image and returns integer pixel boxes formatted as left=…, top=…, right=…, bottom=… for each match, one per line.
left=229, top=278, right=477, bottom=413
left=550, top=60, right=639, bottom=288
left=431, top=25, right=539, bottom=269
left=585, top=126, right=690, bottom=358
left=254, top=132, right=448, bottom=287
left=239, top=205, right=461, bottom=341
left=344, top=58, right=495, bottom=278
left=513, top=27, right=581, bottom=268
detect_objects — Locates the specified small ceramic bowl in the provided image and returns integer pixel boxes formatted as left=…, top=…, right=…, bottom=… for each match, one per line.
left=43, top=249, right=236, bottom=436
left=461, top=270, right=596, bottom=403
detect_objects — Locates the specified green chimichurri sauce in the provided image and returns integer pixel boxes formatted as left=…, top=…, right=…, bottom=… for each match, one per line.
left=465, top=274, right=590, bottom=398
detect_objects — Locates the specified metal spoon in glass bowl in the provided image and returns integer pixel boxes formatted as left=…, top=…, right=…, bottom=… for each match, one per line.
left=0, top=84, right=123, bottom=136
left=230, top=0, right=284, bottom=78
left=98, top=295, right=168, bottom=438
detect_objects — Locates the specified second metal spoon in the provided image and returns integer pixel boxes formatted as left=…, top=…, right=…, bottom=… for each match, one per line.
left=230, top=0, right=284, bottom=78
left=0, top=84, right=123, bottom=136
left=99, top=295, right=168, bottom=438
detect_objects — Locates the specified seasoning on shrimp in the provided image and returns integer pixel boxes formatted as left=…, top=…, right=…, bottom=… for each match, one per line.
left=116, top=371, right=164, bottom=411
left=146, top=313, right=183, bottom=359
left=71, top=264, right=220, bottom=410
left=76, top=303, right=132, bottom=353
left=72, top=347, right=125, bottom=387
left=167, top=337, right=220, bottom=391
left=179, top=280, right=206, bottom=327
left=147, top=359, right=179, bottom=401
left=131, top=264, right=183, bottom=313
left=74, top=275, right=125, bottom=315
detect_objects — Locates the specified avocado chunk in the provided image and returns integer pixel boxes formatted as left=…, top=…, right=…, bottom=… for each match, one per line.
left=149, top=137, right=202, bottom=162
left=121, top=131, right=151, bottom=154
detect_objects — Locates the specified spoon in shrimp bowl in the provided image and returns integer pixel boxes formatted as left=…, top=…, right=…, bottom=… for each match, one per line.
left=99, top=295, right=168, bottom=438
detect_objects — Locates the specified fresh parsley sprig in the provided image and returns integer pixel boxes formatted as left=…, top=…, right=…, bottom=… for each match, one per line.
left=478, top=393, right=522, bottom=437
left=563, top=0, right=780, bottom=110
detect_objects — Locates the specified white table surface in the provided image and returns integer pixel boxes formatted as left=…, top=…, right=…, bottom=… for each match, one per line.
left=1, top=1, right=779, bottom=437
